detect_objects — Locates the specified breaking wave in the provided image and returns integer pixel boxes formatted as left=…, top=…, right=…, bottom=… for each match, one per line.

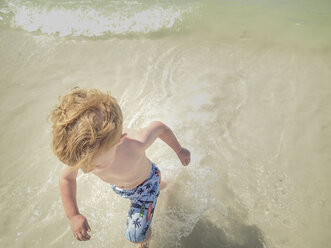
left=0, top=0, right=199, bottom=37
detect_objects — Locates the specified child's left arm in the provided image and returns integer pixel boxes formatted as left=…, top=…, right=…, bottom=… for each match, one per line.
left=139, top=121, right=191, bottom=166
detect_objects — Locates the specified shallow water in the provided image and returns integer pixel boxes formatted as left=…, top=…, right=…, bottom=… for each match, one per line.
left=0, top=0, right=330, bottom=247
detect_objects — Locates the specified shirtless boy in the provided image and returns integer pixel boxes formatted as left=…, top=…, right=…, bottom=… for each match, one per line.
left=50, top=87, right=190, bottom=247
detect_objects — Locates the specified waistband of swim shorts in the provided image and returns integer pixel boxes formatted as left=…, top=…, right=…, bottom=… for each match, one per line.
left=110, top=162, right=158, bottom=193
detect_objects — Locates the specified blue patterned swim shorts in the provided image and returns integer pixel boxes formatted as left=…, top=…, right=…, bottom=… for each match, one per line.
left=110, top=163, right=161, bottom=243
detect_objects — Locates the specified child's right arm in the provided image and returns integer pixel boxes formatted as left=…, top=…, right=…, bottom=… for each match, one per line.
left=139, top=121, right=191, bottom=166
left=59, top=166, right=91, bottom=241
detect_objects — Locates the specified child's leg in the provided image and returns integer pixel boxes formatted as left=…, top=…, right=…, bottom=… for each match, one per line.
left=156, top=169, right=167, bottom=190
left=160, top=180, right=167, bottom=190
left=123, top=164, right=161, bottom=245
left=138, top=228, right=152, bottom=248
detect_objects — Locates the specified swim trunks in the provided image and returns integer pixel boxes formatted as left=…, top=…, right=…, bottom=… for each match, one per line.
left=110, top=163, right=161, bottom=243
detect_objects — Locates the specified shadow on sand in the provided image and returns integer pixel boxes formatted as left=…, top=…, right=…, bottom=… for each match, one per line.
left=180, top=217, right=266, bottom=248
left=160, top=171, right=267, bottom=248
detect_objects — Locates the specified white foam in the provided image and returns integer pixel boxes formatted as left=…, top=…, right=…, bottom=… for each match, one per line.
left=0, top=8, right=10, bottom=14
left=8, top=2, right=192, bottom=37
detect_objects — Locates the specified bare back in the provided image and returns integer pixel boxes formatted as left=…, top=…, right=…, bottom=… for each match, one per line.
left=90, top=128, right=152, bottom=190
left=61, top=121, right=189, bottom=190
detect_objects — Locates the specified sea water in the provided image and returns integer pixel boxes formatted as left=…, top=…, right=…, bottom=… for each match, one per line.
left=0, top=0, right=330, bottom=247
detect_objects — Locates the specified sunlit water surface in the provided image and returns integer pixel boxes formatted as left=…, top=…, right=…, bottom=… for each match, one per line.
left=0, top=0, right=330, bottom=247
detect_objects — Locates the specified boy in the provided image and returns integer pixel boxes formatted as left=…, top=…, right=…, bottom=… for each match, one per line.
left=50, top=87, right=190, bottom=247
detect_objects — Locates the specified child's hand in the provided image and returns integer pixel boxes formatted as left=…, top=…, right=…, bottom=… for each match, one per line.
left=69, top=214, right=91, bottom=241
left=176, top=147, right=191, bottom=166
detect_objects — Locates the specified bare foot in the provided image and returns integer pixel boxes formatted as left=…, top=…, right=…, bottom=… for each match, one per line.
left=138, top=242, right=149, bottom=248
left=160, top=180, right=168, bottom=190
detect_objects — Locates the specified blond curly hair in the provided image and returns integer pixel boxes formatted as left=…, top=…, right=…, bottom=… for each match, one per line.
left=50, top=87, right=123, bottom=170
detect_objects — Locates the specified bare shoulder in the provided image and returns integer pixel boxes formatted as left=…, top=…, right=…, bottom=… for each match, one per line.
left=125, top=121, right=164, bottom=141
left=126, top=121, right=166, bottom=151
left=124, top=128, right=143, bottom=140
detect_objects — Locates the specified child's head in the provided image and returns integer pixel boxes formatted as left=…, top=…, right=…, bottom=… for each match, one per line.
left=50, top=87, right=123, bottom=171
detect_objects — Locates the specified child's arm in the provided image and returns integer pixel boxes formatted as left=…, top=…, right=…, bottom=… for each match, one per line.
left=140, top=121, right=191, bottom=166
left=59, top=165, right=91, bottom=241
